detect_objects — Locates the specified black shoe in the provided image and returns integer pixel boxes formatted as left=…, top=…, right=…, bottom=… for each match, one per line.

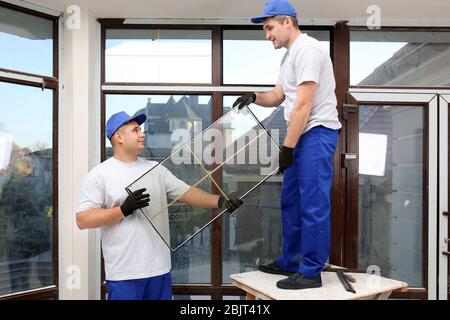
left=276, top=272, right=322, bottom=290
left=258, top=261, right=295, bottom=276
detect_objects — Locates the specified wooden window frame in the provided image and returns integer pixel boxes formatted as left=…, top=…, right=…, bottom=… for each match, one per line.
left=99, top=20, right=334, bottom=300
left=100, top=20, right=450, bottom=300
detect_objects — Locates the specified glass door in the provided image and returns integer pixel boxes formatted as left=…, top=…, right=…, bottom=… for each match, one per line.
left=345, top=90, right=440, bottom=299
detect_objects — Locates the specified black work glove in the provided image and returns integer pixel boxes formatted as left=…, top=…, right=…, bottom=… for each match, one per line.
left=232, top=93, right=256, bottom=110
left=218, top=194, right=244, bottom=213
left=120, top=188, right=150, bottom=217
left=279, top=146, right=294, bottom=174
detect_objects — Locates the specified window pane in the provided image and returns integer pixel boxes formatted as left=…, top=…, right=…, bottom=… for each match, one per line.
left=350, top=31, right=450, bottom=86
left=222, top=97, right=285, bottom=284
left=223, top=29, right=330, bottom=85
left=0, top=6, right=53, bottom=76
left=171, top=226, right=212, bottom=284
left=358, top=105, right=424, bottom=287
left=105, top=94, right=212, bottom=283
left=0, top=82, right=54, bottom=295
left=105, top=29, right=212, bottom=83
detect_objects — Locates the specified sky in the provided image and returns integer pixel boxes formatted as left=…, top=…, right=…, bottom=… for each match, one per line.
left=0, top=33, right=53, bottom=76
left=0, top=32, right=53, bottom=152
left=0, top=82, right=53, bottom=149
left=350, top=42, right=406, bottom=84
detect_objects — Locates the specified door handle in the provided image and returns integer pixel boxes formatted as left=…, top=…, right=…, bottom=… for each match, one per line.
left=341, top=153, right=357, bottom=168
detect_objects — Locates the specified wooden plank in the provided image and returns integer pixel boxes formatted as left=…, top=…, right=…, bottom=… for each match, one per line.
left=232, top=280, right=274, bottom=300
left=230, top=271, right=408, bottom=300
left=246, top=292, right=255, bottom=300
left=374, top=291, right=393, bottom=300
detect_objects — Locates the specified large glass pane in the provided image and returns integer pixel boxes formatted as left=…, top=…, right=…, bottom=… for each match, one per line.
left=0, top=82, right=54, bottom=295
left=223, top=29, right=330, bottom=85
left=222, top=97, right=286, bottom=283
left=358, top=104, right=424, bottom=287
left=0, top=6, right=53, bottom=76
left=126, top=105, right=280, bottom=253
left=105, top=29, right=212, bottom=83
left=350, top=31, right=450, bottom=86
left=126, top=143, right=213, bottom=251
left=105, top=94, right=212, bottom=284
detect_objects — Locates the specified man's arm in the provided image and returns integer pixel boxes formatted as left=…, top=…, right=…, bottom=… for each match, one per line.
left=233, top=85, right=285, bottom=110
left=255, top=84, right=286, bottom=108
left=179, top=187, right=220, bottom=208
left=178, top=187, right=243, bottom=213
left=76, top=207, right=125, bottom=229
left=283, top=81, right=317, bottom=148
left=76, top=188, right=149, bottom=229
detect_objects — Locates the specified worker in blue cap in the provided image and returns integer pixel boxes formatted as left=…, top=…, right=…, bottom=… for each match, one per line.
left=75, top=111, right=242, bottom=299
left=233, top=0, right=341, bottom=289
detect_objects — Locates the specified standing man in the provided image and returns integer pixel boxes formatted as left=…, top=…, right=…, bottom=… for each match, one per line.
left=233, top=0, right=341, bottom=289
left=76, top=111, right=242, bottom=300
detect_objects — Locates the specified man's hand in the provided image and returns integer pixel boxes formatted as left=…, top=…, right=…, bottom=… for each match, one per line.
left=279, top=146, right=294, bottom=174
left=120, top=188, right=150, bottom=217
left=232, top=93, right=256, bottom=110
left=218, top=194, right=243, bottom=213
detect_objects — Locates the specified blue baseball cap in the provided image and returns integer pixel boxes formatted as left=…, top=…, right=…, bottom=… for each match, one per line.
left=106, top=111, right=147, bottom=140
left=251, top=0, right=297, bottom=24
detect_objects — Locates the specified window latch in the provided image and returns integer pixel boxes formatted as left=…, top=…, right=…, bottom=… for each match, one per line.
left=341, top=153, right=357, bottom=168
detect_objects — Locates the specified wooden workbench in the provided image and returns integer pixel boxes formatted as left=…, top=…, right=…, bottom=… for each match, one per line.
left=230, top=271, right=408, bottom=300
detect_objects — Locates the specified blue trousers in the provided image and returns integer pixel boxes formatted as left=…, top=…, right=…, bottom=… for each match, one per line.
left=276, top=126, right=338, bottom=277
left=106, top=272, right=172, bottom=300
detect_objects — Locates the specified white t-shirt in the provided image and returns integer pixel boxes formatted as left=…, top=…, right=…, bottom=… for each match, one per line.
left=76, top=156, right=190, bottom=281
left=277, top=33, right=342, bottom=133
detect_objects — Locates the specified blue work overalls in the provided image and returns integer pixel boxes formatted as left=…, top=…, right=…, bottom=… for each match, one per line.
left=276, top=125, right=339, bottom=277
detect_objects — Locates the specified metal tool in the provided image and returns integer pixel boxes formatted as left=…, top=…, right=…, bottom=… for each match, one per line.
left=323, top=266, right=367, bottom=273
left=337, top=271, right=356, bottom=294
left=344, top=274, right=357, bottom=283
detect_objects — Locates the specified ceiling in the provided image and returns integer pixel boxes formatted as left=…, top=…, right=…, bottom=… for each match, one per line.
left=23, top=0, right=450, bottom=23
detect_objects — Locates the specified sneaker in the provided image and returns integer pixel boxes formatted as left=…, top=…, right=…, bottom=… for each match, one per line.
left=258, top=260, right=295, bottom=276
left=276, top=272, right=322, bottom=290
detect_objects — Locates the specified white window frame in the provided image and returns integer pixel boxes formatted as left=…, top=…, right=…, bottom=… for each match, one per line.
left=349, top=88, right=450, bottom=300
left=439, top=94, right=449, bottom=300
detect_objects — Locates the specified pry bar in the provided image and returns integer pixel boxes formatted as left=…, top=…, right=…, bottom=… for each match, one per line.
left=337, top=270, right=356, bottom=294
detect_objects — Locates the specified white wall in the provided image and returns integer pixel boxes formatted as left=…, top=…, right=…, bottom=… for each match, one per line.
left=58, top=7, right=101, bottom=300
